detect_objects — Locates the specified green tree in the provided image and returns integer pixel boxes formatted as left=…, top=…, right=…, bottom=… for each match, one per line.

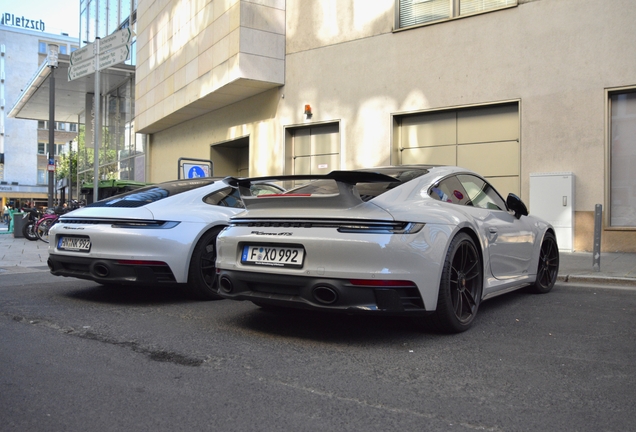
left=56, top=150, right=77, bottom=181
left=76, top=124, right=120, bottom=185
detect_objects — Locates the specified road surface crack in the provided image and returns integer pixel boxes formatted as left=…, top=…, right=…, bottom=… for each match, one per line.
left=6, top=313, right=204, bottom=367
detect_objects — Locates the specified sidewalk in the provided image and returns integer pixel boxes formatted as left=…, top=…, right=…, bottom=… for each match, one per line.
left=0, top=224, right=51, bottom=274
left=1, top=223, right=636, bottom=286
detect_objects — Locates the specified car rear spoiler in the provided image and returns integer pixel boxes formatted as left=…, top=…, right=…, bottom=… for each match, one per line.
left=226, top=171, right=400, bottom=210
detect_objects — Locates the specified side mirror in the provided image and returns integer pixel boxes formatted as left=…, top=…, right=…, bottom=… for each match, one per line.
left=506, top=193, right=528, bottom=219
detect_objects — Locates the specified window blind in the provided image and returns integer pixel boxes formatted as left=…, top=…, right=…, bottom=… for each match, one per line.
left=460, top=0, right=516, bottom=16
left=399, top=0, right=451, bottom=28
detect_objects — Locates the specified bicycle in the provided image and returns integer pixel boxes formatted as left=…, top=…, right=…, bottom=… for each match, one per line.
left=35, top=202, right=80, bottom=243
left=34, top=211, right=60, bottom=243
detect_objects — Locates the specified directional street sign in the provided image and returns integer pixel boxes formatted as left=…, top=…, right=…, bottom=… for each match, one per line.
left=98, top=45, right=130, bottom=71
left=99, top=28, right=133, bottom=54
left=70, top=44, right=93, bottom=65
left=68, top=57, right=96, bottom=81
left=68, top=27, right=134, bottom=81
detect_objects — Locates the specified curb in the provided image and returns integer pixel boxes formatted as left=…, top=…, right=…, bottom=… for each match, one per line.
left=557, top=274, right=636, bottom=288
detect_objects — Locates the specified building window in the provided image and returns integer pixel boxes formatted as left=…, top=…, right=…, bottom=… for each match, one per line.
left=37, top=169, right=47, bottom=185
left=38, top=41, right=47, bottom=54
left=609, top=90, right=636, bottom=228
left=396, top=0, right=517, bottom=29
left=69, top=123, right=78, bottom=132
left=38, top=120, right=46, bottom=129
left=59, top=45, right=67, bottom=55
left=38, top=143, right=64, bottom=156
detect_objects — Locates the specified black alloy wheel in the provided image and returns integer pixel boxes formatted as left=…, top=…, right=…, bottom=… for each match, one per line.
left=187, top=227, right=223, bottom=300
left=427, top=232, right=483, bottom=333
left=528, top=231, right=559, bottom=294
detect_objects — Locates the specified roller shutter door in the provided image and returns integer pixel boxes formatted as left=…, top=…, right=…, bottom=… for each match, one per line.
left=399, top=103, right=520, bottom=196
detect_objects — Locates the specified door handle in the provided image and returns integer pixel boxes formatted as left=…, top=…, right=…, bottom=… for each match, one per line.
left=489, top=227, right=498, bottom=233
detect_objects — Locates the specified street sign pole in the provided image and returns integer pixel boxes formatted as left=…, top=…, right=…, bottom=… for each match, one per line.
left=68, top=28, right=134, bottom=202
left=93, top=38, right=100, bottom=202
left=48, top=58, right=55, bottom=207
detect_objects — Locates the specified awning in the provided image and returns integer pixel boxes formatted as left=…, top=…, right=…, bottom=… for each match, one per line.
left=0, top=184, right=49, bottom=199
left=7, top=53, right=135, bottom=122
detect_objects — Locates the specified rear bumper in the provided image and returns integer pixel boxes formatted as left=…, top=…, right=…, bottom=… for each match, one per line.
left=48, top=255, right=176, bottom=285
left=216, top=269, right=428, bottom=315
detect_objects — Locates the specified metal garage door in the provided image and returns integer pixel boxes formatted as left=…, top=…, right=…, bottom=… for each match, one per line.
left=292, top=123, right=340, bottom=175
left=399, top=103, right=520, bottom=196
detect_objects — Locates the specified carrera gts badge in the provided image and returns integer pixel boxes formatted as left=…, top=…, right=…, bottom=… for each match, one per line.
left=251, top=231, right=292, bottom=236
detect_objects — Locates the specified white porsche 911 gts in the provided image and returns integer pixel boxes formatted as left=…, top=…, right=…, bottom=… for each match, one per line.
left=48, top=178, right=282, bottom=300
left=215, top=166, right=559, bottom=333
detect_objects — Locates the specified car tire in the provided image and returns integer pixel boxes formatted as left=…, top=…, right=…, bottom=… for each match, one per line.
left=187, top=227, right=224, bottom=300
left=527, top=231, right=559, bottom=294
left=427, top=232, right=483, bottom=333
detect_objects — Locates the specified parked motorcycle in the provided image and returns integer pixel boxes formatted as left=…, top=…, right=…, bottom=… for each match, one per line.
left=21, top=207, right=41, bottom=241
left=34, top=202, right=80, bottom=243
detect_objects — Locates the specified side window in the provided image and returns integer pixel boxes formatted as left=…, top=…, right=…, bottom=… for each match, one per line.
left=457, top=175, right=506, bottom=211
left=203, top=187, right=244, bottom=208
left=429, top=176, right=471, bottom=206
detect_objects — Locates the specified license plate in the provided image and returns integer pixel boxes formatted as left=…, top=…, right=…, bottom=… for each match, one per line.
left=58, top=236, right=91, bottom=252
left=241, top=245, right=304, bottom=268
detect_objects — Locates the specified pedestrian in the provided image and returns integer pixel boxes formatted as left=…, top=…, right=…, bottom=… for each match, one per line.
left=2, top=203, right=10, bottom=224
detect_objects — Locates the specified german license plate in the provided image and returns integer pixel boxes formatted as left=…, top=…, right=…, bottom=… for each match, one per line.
left=58, top=236, right=91, bottom=252
left=241, top=245, right=304, bottom=268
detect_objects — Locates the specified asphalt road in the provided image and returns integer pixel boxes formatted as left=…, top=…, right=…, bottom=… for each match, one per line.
left=1, top=271, right=635, bottom=431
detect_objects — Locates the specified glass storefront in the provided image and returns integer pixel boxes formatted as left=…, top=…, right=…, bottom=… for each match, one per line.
left=75, top=0, right=145, bottom=193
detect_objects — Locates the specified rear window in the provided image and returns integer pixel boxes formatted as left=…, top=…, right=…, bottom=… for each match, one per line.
left=289, top=168, right=428, bottom=201
left=87, top=179, right=218, bottom=208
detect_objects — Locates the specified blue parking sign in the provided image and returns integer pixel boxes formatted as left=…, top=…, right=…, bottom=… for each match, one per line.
left=187, top=165, right=206, bottom=178
left=181, top=161, right=211, bottom=179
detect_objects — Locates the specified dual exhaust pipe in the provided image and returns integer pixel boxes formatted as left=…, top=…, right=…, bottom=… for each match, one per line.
left=219, top=276, right=338, bottom=305
left=47, top=259, right=110, bottom=278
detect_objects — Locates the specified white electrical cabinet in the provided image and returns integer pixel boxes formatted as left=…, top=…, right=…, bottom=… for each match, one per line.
left=529, top=172, right=575, bottom=252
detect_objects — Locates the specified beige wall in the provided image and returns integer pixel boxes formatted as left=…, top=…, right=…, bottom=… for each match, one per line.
left=286, top=0, right=394, bottom=54
left=136, top=0, right=285, bottom=133
left=147, top=88, right=284, bottom=181
left=142, top=0, right=636, bottom=251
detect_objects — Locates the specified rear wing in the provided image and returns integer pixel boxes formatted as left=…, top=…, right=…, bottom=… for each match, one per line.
left=227, top=171, right=400, bottom=211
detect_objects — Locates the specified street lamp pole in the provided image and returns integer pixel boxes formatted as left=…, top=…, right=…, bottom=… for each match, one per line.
left=47, top=44, right=59, bottom=208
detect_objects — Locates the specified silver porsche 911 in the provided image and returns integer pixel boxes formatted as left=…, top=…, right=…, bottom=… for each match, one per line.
left=48, top=178, right=282, bottom=300
left=215, top=165, right=559, bottom=333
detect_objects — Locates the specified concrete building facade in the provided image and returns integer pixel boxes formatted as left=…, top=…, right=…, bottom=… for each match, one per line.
left=0, top=22, right=78, bottom=208
left=136, top=0, right=634, bottom=252
left=6, top=0, right=143, bottom=208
